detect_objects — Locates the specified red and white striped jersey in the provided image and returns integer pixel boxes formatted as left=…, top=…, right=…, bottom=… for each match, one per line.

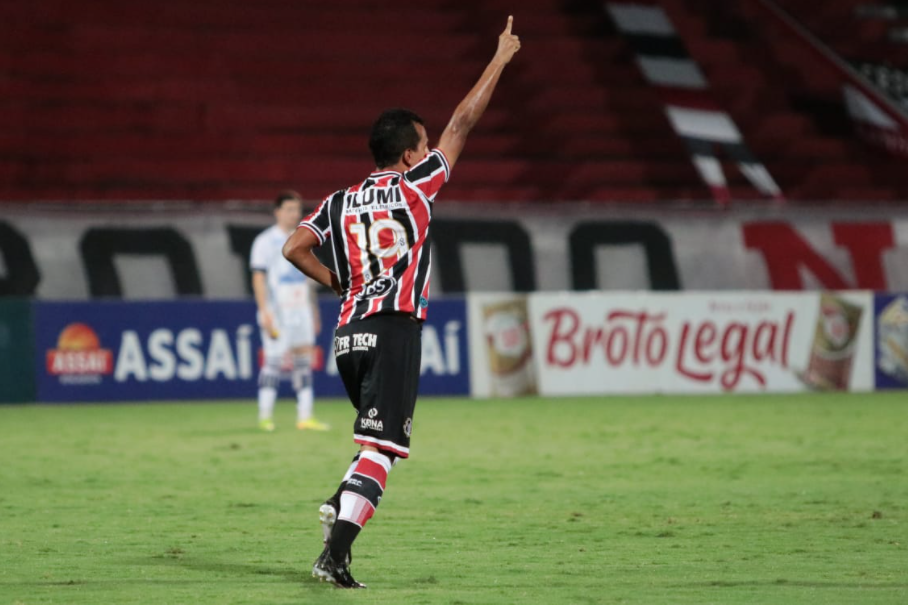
left=299, top=148, right=450, bottom=328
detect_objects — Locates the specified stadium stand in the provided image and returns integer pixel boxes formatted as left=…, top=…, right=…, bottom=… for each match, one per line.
left=1, top=0, right=906, bottom=203
left=667, top=0, right=908, bottom=201
left=776, top=0, right=908, bottom=65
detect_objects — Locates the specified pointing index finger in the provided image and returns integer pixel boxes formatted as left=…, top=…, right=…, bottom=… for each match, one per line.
left=505, top=15, right=513, bottom=34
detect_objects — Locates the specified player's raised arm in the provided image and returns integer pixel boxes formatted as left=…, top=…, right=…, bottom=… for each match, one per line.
left=436, top=15, right=521, bottom=169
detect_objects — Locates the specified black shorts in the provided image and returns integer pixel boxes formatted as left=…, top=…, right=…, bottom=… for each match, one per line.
left=333, top=313, right=422, bottom=459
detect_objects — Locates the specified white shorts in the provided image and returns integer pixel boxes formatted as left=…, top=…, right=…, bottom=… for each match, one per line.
left=259, top=306, right=315, bottom=359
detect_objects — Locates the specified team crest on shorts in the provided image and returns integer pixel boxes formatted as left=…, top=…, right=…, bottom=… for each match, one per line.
left=403, top=417, right=412, bottom=438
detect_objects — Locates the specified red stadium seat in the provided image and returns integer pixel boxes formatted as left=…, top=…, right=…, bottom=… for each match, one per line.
left=1, top=0, right=905, bottom=203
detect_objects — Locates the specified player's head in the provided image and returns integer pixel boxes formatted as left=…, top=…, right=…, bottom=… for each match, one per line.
left=273, top=190, right=303, bottom=232
left=369, top=108, right=429, bottom=170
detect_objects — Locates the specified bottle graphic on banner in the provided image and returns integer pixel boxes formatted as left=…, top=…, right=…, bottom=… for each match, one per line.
left=482, top=299, right=537, bottom=397
left=877, top=296, right=908, bottom=386
left=800, top=293, right=863, bottom=391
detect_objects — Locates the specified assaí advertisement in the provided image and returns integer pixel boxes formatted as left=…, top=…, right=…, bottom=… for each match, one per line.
left=34, top=298, right=471, bottom=402
left=36, top=301, right=258, bottom=402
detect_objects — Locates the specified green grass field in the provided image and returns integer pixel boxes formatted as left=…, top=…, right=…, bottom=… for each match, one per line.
left=1, top=394, right=906, bottom=604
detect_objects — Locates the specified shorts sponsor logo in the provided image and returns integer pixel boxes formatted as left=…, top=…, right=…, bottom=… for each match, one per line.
left=360, top=417, right=384, bottom=432
left=356, top=276, right=396, bottom=300
left=334, top=335, right=350, bottom=356
left=352, top=332, right=377, bottom=351
left=403, top=417, right=412, bottom=438
left=361, top=408, right=384, bottom=431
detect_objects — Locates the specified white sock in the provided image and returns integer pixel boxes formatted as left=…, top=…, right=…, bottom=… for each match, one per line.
left=297, top=387, right=314, bottom=422
left=258, top=386, right=277, bottom=421
left=292, top=353, right=314, bottom=422
left=258, top=358, right=281, bottom=422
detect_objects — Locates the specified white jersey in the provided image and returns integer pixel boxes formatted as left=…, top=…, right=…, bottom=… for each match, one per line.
left=250, top=224, right=313, bottom=327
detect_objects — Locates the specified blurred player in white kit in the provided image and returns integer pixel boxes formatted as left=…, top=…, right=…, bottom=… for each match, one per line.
left=250, top=190, right=329, bottom=432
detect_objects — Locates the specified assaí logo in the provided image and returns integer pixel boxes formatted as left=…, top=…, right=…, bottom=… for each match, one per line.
left=46, top=323, right=114, bottom=384
left=49, top=322, right=256, bottom=386
left=113, top=325, right=255, bottom=383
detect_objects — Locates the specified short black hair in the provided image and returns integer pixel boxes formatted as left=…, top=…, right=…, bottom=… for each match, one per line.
left=369, top=108, right=424, bottom=169
left=274, top=189, right=302, bottom=208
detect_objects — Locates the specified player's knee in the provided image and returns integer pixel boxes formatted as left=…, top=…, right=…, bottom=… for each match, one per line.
left=292, top=372, right=312, bottom=391
left=262, top=356, right=282, bottom=374
left=258, top=357, right=281, bottom=389
left=292, top=354, right=312, bottom=390
left=358, top=445, right=400, bottom=466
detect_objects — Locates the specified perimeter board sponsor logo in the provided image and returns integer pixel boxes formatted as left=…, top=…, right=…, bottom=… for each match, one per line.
left=46, top=323, right=113, bottom=384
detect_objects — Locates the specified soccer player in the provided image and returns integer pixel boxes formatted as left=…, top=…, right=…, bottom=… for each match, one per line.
left=283, top=17, right=521, bottom=588
left=250, top=190, right=329, bottom=432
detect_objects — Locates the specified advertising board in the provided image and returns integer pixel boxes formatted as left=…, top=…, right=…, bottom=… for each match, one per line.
left=467, top=291, right=875, bottom=396
left=33, top=298, right=470, bottom=402
left=874, top=293, right=908, bottom=390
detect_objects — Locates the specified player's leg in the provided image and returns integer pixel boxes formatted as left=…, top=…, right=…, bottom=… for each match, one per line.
left=316, top=325, right=365, bottom=551
left=313, top=320, right=371, bottom=587
left=292, top=345, right=313, bottom=420
left=288, top=310, right=329, bottom=431
left=291, top=345, right=328, bottom=431
left=319, top=451, right=360, bottom=545
left=256, top=324, right=285, bottom=431
left=328, top=445, right=394, bottom=560
left=316, top=315, right=420, bottom=586
left=313, top=445, right=389, bottom=589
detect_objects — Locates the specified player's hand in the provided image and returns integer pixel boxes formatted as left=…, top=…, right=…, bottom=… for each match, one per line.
left=329, top=271, right=343, bottom=297
left=495, top=16, right=521, bottom=64
left=261, top=309, right=279, bottom=339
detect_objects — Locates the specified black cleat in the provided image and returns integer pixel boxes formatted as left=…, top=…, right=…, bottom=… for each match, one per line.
left=312, top=546, right=365, bottom=589
left=313, top=545, right=330, bottom=573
